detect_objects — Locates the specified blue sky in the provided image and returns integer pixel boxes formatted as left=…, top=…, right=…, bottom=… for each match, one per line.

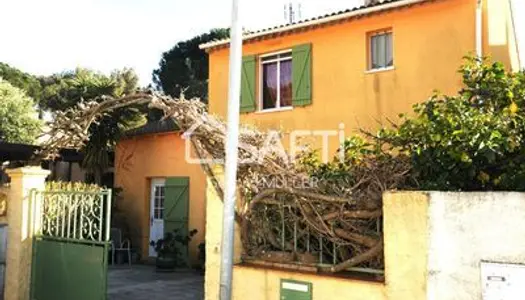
left=0, top=0, right=523, bottom=86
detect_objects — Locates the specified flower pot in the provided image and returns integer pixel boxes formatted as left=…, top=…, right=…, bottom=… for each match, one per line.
left=155, top=255, right=176, bottom=272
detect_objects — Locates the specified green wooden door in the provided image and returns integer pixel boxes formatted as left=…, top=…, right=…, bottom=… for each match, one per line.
left=164, top=177, right=190, bottom=265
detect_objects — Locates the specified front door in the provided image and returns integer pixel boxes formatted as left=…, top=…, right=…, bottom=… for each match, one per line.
left=149, top=178, right=165, bottom=257
left=164, top=177, right=190, bottom=265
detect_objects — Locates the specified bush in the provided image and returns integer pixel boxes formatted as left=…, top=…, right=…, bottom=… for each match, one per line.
left=379, top=56, right=525, bottom=191
left=301, top=56, right=525, bottom=192
left=45, top=181, right=104, bottom=192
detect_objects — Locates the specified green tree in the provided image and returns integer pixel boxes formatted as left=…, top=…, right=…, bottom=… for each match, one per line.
left=0, top=78, right=42, bottom=144
left=40, top=68, right=145, bottom=184
left=0, top=62, right=42, bottom=103
left=152, top=28, right=229, bottom=105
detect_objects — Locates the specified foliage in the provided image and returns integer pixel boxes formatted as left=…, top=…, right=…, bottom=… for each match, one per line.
left=152, top=28, right=229, bottom=105
left=381, top=56, right=525, bottom=191
left=0, top=79, right=42, bottom=144
left=40, top=68, right=139, bottom=111
left=39, top=68, right=146, bottom=183
left=0, top=62, right=42, bottom=103
left=150, top=229, right=198, bottom=260
left=45, top=181, right=105, bottom=192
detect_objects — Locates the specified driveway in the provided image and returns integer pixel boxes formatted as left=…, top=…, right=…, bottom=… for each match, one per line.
left=108, top=265, right=204, bottom=300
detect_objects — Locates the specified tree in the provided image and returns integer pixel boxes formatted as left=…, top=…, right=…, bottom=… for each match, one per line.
left=0, top=79, right=42, bottom=144
left=152, top=28, right=229, bottom=104
left=40, top=68, right=145, bottom=184
left=0, top=62, right=42, bottom=104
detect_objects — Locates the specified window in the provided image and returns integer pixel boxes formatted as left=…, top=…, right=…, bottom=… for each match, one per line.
left=240, top=44, right=312, bottom=113
left=369, top=30, right=393, bottom=70
left=153, top=185, right=165, bottom=219
left=260, top=52, right=293, bottom=111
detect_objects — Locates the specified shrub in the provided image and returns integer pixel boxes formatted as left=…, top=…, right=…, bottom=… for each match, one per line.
left=380, top=56, right=525, bottom=191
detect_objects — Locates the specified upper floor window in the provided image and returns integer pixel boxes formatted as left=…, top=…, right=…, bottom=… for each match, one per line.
left=240, top=44, right=311, bottom=113
left=260, top=52, right=293, bottom=111
left=369, top=30, right=393, bottom=70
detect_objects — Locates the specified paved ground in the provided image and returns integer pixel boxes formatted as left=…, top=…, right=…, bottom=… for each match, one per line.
left=108, top=265, right=204, bottom=300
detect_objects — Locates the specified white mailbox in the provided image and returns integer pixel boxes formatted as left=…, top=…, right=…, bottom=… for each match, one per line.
left=481, top=261, right=525, bottom=300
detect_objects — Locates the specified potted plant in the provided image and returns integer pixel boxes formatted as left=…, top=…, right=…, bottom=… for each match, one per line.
left=150, top=229, right=197, bottom=271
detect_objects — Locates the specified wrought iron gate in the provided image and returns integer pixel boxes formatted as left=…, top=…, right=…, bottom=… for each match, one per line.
left=30, top=189, right=112, bottom=300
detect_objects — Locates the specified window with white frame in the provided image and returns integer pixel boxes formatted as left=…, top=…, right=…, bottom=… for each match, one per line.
left=369, top=30, right=393, bottom=70
left=153, top=185, right=165, bottom=219
left=260, top=52, right=293, bottom=110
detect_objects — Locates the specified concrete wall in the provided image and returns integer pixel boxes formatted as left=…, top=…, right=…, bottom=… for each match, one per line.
left=426, top=192, right=525, bottom=300
left=114, top=133, right=207, bottom=264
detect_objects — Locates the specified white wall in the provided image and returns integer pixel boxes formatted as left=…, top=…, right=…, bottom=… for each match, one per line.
left=426, top=192, right=525, bottom=300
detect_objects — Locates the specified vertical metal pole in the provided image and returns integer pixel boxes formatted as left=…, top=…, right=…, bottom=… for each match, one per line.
left=219, top=0, right=243, bottom=299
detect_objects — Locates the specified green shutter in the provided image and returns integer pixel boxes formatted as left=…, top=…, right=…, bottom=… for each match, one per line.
left=241, top=55, right=256, bottom=113
left=164, top=177, right=190, bottom=265
left=292, top=43, right=312, bottom=106
left=280, top=279, right=312, bottom=300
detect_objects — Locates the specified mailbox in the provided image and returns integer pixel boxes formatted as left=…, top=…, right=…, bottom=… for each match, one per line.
left=280, top=279, right=312, bottom=300
left=481, top=261, right=525, bottom=300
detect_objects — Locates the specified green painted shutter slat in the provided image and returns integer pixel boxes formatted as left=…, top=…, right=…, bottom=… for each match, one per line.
left=241, top=55, right=256, bottom=113
left=164, top=177, right=190, bottom=265
left=292, top=43, right=312, bottom=107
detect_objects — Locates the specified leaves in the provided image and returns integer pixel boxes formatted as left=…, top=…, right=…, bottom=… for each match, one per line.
left=381, top=56, right=525, bottom=191
left=0, top=79, right=42, bottom=144
left=38, top=68, right=146, bottom=183
left=152, top=28, right=229, bottom=104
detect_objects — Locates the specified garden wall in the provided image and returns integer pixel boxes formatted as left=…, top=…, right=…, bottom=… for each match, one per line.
left=205, top=177, right=428, bottom=300
left=206, top=182, right=525, bottom=299
left=425, top=192, right=525, bottom=300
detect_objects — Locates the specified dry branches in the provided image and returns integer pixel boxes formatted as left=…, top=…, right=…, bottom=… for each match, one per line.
left=36, top=92, right=411, bottom=274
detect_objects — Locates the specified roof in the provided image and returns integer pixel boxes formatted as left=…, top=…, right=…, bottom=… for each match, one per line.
left=200, top=0, right=433, bottom=51
left=123, top=118, right=180, bottom=138
left=0, top=142, right=84, bottom=162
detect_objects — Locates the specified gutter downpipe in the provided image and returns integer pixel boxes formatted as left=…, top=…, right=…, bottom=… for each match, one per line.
left=476, top=0, right=483, bottom=60
left=509, top=0, right=522, bottom=69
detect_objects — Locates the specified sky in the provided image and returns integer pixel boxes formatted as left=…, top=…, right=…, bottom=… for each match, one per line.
left=0, top=0, right=523, bottom=86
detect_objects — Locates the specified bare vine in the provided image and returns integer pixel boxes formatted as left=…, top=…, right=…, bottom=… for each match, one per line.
left=35, top=91, right=410, bottom=273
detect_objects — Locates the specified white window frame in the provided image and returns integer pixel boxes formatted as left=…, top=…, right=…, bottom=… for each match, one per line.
left=258, top=50, right=293, bottom=112
left=368, top=29, right=394, bottom=72
left=151, top=179, right=165, bottom=220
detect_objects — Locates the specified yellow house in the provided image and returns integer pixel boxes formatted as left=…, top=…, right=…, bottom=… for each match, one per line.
left=114, top=0, right=520, bottom=269
left=115, top=120, right=207, bottom=265
left=202, top=0, right=520, bottom=154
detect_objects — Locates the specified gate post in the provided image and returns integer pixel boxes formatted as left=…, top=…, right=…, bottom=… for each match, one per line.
left=4, top=167, right=50, bottom=300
